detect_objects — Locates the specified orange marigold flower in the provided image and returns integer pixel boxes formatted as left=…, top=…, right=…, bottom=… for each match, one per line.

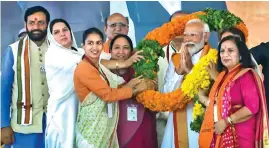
left=145, top=11, right=205, bottom=46
left=235, top=22, right=249, bottom=41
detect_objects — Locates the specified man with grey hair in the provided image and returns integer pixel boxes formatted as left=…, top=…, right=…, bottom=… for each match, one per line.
left=161, top=19, right=210, bottom=148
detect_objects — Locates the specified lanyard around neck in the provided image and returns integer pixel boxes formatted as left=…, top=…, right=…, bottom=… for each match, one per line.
left=84, top=55, right=110, bottom=86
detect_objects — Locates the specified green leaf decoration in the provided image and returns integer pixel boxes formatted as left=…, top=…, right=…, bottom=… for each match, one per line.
left=133, top=40, right=164, bottom=79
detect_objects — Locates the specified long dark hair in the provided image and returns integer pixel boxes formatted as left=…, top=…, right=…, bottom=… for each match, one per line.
left=220, top=27, right=246, bottom=42
left=217, top=35, right=253, bottom=72
left=109, top=34, right=133, bottom=53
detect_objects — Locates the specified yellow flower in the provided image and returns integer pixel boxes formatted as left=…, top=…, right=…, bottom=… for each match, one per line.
left=193, top=102, right=205, bottom=120
left=181, top=49, right=217, bottom=98
left=136, top=49, right=218, bottom=112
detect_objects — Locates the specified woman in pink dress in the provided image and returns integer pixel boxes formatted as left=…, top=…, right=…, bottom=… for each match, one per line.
left=199, top=35, right=269, bottom=148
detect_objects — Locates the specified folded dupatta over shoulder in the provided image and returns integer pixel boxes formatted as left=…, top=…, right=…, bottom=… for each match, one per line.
left=199, top=64, right=269, bottom=148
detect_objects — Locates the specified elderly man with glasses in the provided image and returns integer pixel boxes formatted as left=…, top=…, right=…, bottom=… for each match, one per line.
left=103, top=13, right=129, bottom=53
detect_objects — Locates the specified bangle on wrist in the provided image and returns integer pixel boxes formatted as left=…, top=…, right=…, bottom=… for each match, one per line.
left=224, top=118, right=229, bottom=126
left=116, top=61, right=119, bottom=70
left=226, top=116, right=234, bottom=126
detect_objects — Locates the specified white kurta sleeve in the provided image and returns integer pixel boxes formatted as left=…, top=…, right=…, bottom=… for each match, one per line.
left=161, top=59, right=184, bottom=93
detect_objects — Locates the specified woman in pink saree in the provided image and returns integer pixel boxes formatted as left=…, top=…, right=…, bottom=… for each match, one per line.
left=199, top=35, right=269, bottom=148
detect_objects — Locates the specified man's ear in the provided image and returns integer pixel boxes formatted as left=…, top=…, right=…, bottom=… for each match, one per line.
left=204, top=32, right=210, bottom=43
left=24, top=23, right=26, bottom=29
left=104, top=25, right=107, bottom=35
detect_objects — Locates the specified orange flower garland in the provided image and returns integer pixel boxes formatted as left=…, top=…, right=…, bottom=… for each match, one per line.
left=145, top=11, right=206, bottom=47
left=135, top=9, right=249, bottom=112
left=136, top=49, right=217, bottom=111
left=235, top=22, right=249, bottom=41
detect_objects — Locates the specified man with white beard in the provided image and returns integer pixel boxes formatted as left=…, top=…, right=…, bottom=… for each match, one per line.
left=161, top=19, right=211, bottom=148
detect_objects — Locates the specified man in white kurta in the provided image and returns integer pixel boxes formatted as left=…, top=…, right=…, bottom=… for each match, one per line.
left=161, top=19, right=211, bottom=148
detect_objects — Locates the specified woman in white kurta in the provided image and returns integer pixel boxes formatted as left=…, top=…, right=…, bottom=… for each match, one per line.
left=45, top=18, right=84, bottom=148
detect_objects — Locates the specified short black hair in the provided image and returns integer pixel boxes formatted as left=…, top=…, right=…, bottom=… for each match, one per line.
left=109, top=34, right=133, bottom=53
left=104, top=16, right=129, bottom=27
left=24, top=6, right=50, bottom=23
left=169, top=11, right=187, bottom=21
left=82, top=27, right=104, bottom=44
left=49, top=18, right=71, bottom=34
left=217, top=35, right=253, bottom=72
left=220, top=27, right=246, bottom=42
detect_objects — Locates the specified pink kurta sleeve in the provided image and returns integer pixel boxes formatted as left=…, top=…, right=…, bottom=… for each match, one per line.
left=240, top=71, right=260, bottom=114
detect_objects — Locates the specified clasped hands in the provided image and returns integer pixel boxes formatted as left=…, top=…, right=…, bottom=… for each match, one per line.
left=175, top=44, right=193, bottom=75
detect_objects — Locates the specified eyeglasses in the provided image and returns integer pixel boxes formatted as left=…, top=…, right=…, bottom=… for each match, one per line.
left=107, top=22, right=129, bottom=28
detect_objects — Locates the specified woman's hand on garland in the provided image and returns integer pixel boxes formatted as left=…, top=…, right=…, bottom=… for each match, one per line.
left=198, top=88, right=210, bottom=107
left=125, top=50, right=144, bottom=67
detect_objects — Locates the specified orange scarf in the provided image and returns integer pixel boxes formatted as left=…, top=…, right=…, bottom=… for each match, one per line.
left=103, top=40, right=111, bottom=53
left=172, top=44, right=211, bottom=148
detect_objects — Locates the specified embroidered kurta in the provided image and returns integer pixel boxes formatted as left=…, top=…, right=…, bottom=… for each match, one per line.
left=1, top=37, right=49, bottom=134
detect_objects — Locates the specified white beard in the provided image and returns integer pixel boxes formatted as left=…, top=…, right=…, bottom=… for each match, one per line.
left=186, top=37, right=205, bottom=56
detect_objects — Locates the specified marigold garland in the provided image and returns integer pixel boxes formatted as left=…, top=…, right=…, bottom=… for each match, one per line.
left=144, top=11, right=205, bottom=47
left=190, top=95, right=206, bottom=133
left=135, top=8, right=248, bottom=112
left=193, top=101, right=205, bottom=120
left=136, top=49, right=218, bottom=111
left=235, top=22, right=248, bottom=41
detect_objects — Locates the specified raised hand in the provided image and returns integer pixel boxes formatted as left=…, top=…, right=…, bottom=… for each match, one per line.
left=175, top=44, right=193, bottom=75
left=206, top=59, right=219, bottom=81
left=198, top=88, right=210, bottom=106
left=182, top=45, right=193, bottom=74
left=126, top=50, right=145, bottom=67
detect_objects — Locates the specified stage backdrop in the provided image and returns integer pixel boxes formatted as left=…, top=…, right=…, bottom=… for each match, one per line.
left=226, top=1, right=269, bottom=48
left=1, top=1, right=227, bottom=57
left=1, top=1, right=268, bottom=58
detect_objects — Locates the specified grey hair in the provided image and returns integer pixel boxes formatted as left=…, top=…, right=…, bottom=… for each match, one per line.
left=186, top=19, right=210, bottom=33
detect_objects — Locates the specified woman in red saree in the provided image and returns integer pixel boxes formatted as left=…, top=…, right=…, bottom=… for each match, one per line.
left=199, top=35, right=269, bottom=148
